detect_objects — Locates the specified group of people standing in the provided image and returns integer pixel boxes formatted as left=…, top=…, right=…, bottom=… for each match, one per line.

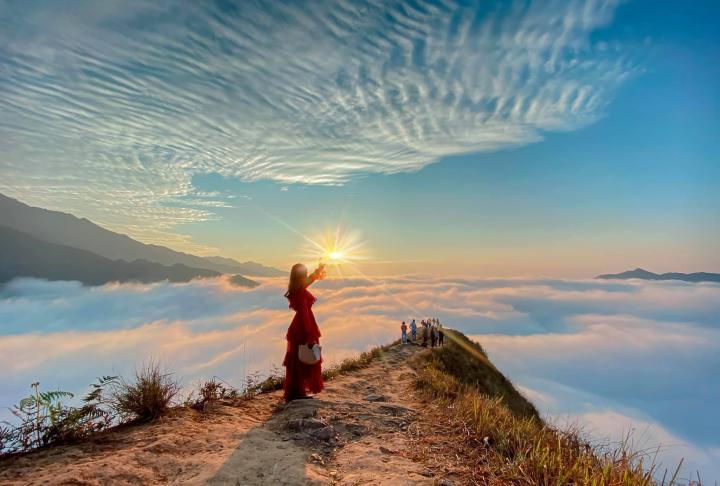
left=400, top=318, right=444, bottom=347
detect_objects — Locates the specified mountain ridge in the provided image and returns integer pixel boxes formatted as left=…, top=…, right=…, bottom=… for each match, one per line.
left=597, top=267, right=720, bottom=283
left=0, top=225, right=257, bottom=287
left=0, top=193, right=283, bottom=277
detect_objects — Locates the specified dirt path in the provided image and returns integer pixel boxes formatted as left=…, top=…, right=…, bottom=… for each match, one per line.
left=1, top=344, right=450, bottom=485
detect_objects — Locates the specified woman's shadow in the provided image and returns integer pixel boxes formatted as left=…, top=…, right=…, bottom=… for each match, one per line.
left=208, top=398, right=327, bottom=485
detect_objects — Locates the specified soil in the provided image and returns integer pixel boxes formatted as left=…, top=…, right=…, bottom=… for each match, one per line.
left=0, top=344, right=463, bottom=485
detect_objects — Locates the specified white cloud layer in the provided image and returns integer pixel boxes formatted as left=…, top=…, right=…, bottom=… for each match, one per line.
left=0, top=275, right=718, bottom=480
left=0, top=0, right=634, bottom=246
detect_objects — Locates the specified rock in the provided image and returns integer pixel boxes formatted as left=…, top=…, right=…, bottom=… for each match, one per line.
left=310, top=426, right=335, bottom=441
left=379, top=446, right=397, bottom=455
left=346, top=423, right=368, bottom=437
left=309, top=453, right=324, bottom=465
left=420, top=469, right=434, bottom=477
left=378, top=404, right=410, bottom=415
left=363, top=394, right=387, bottom=402
left=286, top=418, right=327, bottom=431
left=437, top=480, right=455, bottom=486
left=284, top=400, right=318, bottom=417
left=143, top=439, right=174, bottom=454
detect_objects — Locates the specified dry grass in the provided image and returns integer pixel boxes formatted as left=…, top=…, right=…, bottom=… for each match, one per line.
left=242, top=340, right=400, bottom=397
left=1, top=341, right=395, bottom=457
left=112, top=361, right=180, bottom=422
left=323, top=339, right=399, bottom=379
left=185, top=378, right=240, bottom=412
left=412, top=330, right=662, bottom=485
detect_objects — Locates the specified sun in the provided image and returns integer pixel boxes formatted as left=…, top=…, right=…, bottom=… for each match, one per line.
left=301, top=226, right=368, bottom=270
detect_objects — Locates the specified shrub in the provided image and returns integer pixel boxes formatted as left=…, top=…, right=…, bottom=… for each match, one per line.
left=0, top=339, right=398, bottom=455
left=186, top=378, right=238, bottom=411
left=112, top=361, right=179, bottom=422
left=0, top=378, right=117, bottom=455
left=1, top=363, right=178, bottom=456
left=249, top=371, right=284, bottom=396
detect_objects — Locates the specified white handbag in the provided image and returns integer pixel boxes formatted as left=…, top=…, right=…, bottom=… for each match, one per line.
left=298, top=343, right=322, bottom=365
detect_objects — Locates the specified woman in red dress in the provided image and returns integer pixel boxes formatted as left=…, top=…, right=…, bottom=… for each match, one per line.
left=283, top=262, right=326, bottom=401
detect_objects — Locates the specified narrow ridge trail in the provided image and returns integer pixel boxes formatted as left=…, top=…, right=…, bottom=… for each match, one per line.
left=1, top=344, right=453, bottom=485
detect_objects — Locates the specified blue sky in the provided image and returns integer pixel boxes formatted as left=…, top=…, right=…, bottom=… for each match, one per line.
left=0, top=0, right=717, bottom=275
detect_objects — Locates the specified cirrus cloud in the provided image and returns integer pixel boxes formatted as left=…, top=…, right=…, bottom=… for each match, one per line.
left=0, top=0, right=636, bottom=247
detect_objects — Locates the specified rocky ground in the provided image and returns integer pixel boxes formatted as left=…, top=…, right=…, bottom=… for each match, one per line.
left=0, top=344, right=462, bottom=485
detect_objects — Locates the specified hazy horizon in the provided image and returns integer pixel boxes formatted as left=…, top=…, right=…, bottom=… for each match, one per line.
left=2, top=190, right=718, bottom=279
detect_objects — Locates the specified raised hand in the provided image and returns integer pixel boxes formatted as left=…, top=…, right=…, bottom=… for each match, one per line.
left=316, top=262, right=327, bottom=280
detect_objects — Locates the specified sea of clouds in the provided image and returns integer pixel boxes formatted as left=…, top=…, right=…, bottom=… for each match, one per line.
left=1, top=275, right=718, bottom=480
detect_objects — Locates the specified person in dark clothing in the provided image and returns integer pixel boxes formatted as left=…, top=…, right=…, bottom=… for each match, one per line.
left=438, top=328, right=444, bottom=346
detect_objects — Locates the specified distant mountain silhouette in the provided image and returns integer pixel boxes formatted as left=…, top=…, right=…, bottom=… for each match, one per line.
left=597, top=268, right=720, bottom=283
left=203, top=256, right=284, bottom=277
left=0, top=225, right=258, bottom=287
left=0, top=193, right=283, bottom=277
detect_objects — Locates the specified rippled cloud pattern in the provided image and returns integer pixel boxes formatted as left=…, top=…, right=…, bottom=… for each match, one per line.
left=0, top=0, right=634, bottom=245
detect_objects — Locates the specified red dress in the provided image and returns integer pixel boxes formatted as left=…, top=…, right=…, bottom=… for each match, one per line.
left=283, top=287, right=324, bottom=401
